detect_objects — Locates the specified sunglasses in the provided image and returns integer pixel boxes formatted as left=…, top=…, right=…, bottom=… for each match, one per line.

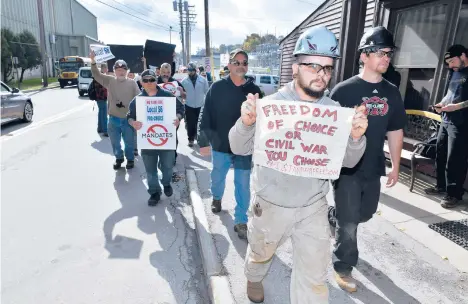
left=372, top=49, right=394, bottom=59
left=230, top=60, right=249, bottom=67
left=298, top=62, right=334, bottom=75
left=142, top=78, right=156, bottom=83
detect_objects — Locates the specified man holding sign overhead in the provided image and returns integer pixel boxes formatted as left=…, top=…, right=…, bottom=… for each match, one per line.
left=127, top=69, right=185, bottom=206
left=228, top=26, right=368, bottom=304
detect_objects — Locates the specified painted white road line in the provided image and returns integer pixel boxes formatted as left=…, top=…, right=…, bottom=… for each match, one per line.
left=1, top=102, right=93, bottom=143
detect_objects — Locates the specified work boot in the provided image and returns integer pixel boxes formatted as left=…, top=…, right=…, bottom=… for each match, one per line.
left=148, top=193, right=160, bottom=207
left=134, top=149, right=139, bottom=156
left=234, top=223, right=248, bottom=240
left=328, top=205, right=336, bottom=228
left=441, top=196, right=459, bottom=209
left=247, top=281, right=264, bottom=303
left=126, top=160, right=135, bottom=169
left=424, top=186, right=446, bottom=195
left=211, top=199, right=222, bottom=213
left=188, top=140, right=194, bottom=147
left=103, top=133, right=109, bottom=137
left=113, top=158, right=124, bottom=170
left=164, top=185, right=173, bottom=197
left=335, top=272, right=357, bottom=293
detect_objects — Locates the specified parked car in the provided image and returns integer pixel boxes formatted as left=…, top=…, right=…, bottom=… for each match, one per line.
left=78, top=67, right=93, bottom=97
left=246, top=74, right=279, bottom=96
left=1, top=81, right=33, bottom=125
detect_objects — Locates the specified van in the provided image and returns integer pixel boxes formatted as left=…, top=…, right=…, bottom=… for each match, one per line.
left=78, top=67, right=93, bottom=97
left=246, top=74, right=279, bottom=96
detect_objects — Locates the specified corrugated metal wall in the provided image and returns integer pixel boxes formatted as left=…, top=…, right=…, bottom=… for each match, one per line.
left=279, top=0, right=376, bottom=87
left=71, top=0, right=98, bottom=38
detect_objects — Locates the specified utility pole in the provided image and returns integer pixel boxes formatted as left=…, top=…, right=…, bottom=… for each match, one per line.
left=204, top=0, right=210, bottom=58
left=178, top=0, right=185, bottom=65
left=185, top=2, right=190, bottom=63
left=37, top=0, right=48, bottom=87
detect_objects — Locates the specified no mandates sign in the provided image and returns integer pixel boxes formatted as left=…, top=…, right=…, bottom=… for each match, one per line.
left=136, top=97, right=177, bottom=150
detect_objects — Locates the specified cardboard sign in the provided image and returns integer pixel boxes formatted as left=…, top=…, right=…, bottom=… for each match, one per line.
left=90, top=44, right=115, bottom=63
left=136, top=97, right=177, bottom=150
left=107, top=44, right=143, bottom=72
left=172, top=73, right=187, bottom=83
left=144, top=40, right=176, bottom=70
left=158, top=81, right=180, bottom=97
left=253, top=100, right=355, bottom=180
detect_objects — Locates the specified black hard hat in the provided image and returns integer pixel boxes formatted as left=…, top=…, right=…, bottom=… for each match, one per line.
left=358, top=26, right=396, bottom=51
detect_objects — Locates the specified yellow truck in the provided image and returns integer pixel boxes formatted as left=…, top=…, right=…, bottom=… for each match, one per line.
left=56, top=56, right=92, bottom=88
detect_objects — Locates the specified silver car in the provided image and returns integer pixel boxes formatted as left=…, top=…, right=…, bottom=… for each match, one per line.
left=1, top=81, right=34, bottom=125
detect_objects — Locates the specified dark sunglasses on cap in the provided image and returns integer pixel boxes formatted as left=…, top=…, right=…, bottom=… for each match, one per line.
left=142, top=78, right=156, bottom=83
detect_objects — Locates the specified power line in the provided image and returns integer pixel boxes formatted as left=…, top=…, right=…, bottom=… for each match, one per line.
left=106, top=0, right=177, bottom=29
left=94, top=0, right=171, bottom=31
left=295, top=0, right=320, bottom=6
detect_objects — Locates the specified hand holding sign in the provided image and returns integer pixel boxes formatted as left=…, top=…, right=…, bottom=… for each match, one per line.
left=350, top=105, right=368, bottom=140
left=241, top=93, right=259, bottom=126
left=89, top=50, right=96, bottom=62
left=131, top=120, right=143, bottom=130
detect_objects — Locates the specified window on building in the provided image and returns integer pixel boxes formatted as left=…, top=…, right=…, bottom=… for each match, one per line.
left=391, top=3, right=448, bottom=110
left=260, top=76, right=271, bottom=84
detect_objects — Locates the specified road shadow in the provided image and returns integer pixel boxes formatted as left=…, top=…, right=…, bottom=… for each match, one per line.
left=103, top=168, right=157, bottom=259
left=148, top=170, right=210, bottom=303
left=177, top=151, right=209, bottom=170
left=1, top=120, right=32, bottom=136
left=91, top=136, right=113, bottom=155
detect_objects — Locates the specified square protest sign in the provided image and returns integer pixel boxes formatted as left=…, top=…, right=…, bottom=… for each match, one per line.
left=90, top=44, right=115, bottom=63
left=158, top=81, right=180, bottom=97
left=136, top=97, right=177, bottom=150
left=253, top=100, right=355, bottom=180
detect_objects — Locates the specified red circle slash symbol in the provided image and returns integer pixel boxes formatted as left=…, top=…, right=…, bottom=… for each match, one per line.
left=146, top=124, right=169, bottom=146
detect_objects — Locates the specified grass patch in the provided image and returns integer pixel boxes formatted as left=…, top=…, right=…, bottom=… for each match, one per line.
left=8, top=77, right=59, bottom=91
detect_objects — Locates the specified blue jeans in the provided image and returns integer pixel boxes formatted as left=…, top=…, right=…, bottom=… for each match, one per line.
left=108, top=115, right=135, bottom=161
left=141, top=149, right=175, bottom=195
left=211, top=151, right=252, bottom=224
left=96, top=100, right=108, bottom=133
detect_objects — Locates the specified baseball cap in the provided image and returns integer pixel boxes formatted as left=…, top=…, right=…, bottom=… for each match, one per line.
left=114, top=59, right=128, bottom=70
left=187, top=62, right=197, bottom=71
left=229, top=48, right=248, bottom=60
left=444, top=44, right=467, bottom=60
left=141, top=69, right=157, bottom=79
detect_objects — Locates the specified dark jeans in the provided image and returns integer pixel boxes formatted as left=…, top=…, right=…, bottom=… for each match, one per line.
left=108, top=115, right=135, bottom=161
left=436, top=122, right=468, bottom=199
left=185, top=105, right=201, bottom=142
left=96, top=100, right=108, bottom=133
left=141, top=149, right=175, bottom=195
left=332, top=174, right=381, bottom=275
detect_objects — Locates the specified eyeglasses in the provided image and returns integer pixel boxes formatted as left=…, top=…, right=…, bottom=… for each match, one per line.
left=142, top=78, right=156, bottom=83
left=298, top=63, right=334, bottom=75
left=371, top=49, right=394, bottom=59
left=230, top=60, right=249, bottom=67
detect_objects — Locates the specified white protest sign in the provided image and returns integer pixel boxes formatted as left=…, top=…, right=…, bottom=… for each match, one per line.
left=158, top=81, right=180, bottom=97
left=136, top=96, right=177, bottom=150
left=90, top=44, right=115, bottom=63
left=204, top=57, right=211, bottom=73
left=172, top=73, right=187, bottom=83
left=149, top=65, right=157, bottom=71
left=253, top=100, right=355, bottom=180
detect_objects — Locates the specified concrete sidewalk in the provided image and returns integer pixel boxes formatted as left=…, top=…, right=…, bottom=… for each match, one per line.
left=178, top=132, right=468, bottom=303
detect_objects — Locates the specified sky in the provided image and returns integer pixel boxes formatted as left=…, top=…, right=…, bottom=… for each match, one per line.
left=78, top=0, right=325, bottom=54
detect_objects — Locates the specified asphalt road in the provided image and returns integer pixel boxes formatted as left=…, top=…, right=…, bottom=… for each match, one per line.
left=1, top=87, right=208, bottom=304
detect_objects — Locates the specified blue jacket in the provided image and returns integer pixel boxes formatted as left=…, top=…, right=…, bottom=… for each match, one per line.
left=181, top=75, right=210, bottom=108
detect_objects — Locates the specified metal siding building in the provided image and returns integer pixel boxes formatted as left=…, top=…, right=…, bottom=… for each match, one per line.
left=1, top=0, right=99, bottom=78
left=279, top=0, right=376, bottom=87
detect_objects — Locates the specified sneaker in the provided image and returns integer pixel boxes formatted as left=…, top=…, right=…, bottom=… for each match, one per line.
left=424, top=186, right=446, bottom=195
left=164, top=185, right=173, bottom=197
left=148, top=193, right=160, bottom=206
left=247, top=281, right=264, bottom=303
left=113, top=158, right=124, bottom=170
left=335, top=272, right=357, bottom=293
left=188, top=140, right=194, bottom=147
left=234, top=223, right=248, bottom=239
left=134, top=149, right=139, bottom=156
left=441, top=196, right=460, bottom=209
left=211, top=199, right=222, bottom=213
left=126, top=160, right=135, bottom=169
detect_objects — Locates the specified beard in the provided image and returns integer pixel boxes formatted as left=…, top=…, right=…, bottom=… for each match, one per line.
left=116, top=75, right=126, bottom=81
left=297, top=73, right=326, bottom=99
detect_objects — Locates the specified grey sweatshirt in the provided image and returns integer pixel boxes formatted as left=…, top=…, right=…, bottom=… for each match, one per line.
left=228, top=81, right=367, bottom=208
left=91, top=64, right=141, bottom=118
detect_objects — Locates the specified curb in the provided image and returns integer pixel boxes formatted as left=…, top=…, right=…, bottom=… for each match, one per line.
left=185, top=169, right=235, bottom=304
left=23, top=84, right=60, bottom=93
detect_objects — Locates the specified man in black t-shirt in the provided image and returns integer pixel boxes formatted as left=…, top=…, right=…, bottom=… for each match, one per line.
left=328, top=27, right=407, bottom=293
left=425, top=44, right=468, bottom=208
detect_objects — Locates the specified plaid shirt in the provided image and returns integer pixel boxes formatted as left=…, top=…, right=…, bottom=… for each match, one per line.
left=94, top=79, right=107, bottom=100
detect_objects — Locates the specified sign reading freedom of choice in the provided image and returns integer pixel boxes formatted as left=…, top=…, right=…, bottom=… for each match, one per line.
left=136, top=97, right=177, bottom=150
left=253, top=100, right=355, bottom=180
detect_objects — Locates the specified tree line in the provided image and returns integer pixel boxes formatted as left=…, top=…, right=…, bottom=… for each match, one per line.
left=1, top=28, right=42, bottom=84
